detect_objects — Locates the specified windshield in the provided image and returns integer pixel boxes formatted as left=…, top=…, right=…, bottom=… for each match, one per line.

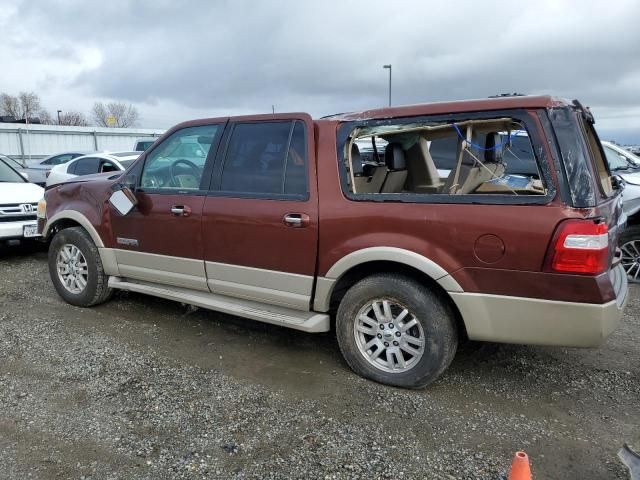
left=0, top=155, right=22, bottom=170
left=603, top=144, right=632, bottom=171
left=0, top=159, right=25, bottom=183
left=615, top=146, right=640, bottom=166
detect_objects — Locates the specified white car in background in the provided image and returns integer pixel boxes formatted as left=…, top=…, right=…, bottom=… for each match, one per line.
left=46, top=152, right=140, bottom=187
left=0, top=157, right=44, bottom=246
left=601, top=141, right=640, bottom=281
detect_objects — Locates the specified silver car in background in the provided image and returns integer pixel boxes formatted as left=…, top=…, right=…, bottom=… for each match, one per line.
left=602, top=141, right=640, bottom=281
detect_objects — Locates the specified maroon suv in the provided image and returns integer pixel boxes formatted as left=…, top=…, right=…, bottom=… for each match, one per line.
left=38, top=95, right=628, bottom=388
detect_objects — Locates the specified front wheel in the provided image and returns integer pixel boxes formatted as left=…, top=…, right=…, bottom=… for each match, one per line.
left=336, top=274, right=458, bottom=389
left=48, top=227, right=112, bottom=307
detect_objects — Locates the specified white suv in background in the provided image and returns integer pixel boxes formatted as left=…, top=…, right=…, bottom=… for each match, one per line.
left=0, top=157, right=44, bottom=246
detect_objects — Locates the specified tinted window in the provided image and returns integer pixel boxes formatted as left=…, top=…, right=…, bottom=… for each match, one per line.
left=284, top=121, right=308, bottom=195
left=73, top=157, right=100, bottom=176
left=141, top=124, right=219, bottom=191
left=220, top=121, right=307, bottom=196
left=136, top=141, right=154, bottom=151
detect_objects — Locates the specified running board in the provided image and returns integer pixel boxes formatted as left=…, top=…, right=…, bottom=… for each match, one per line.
left=107, top=277, right=330, bottom=333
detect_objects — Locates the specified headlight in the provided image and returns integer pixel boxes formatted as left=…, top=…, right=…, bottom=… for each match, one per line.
left=37, top=198, right=47, bottom=219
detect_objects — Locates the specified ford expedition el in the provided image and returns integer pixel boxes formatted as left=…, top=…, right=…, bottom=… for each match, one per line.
left=38, top=95, right=628, bottom=388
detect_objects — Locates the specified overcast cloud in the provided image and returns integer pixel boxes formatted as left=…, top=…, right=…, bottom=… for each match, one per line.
left=1, top=0, right=639, bottom=142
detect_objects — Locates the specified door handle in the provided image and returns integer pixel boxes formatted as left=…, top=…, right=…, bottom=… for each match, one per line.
left=283, top=213, right=310, bottom=228
left=170, top=205, right=192, bottom=217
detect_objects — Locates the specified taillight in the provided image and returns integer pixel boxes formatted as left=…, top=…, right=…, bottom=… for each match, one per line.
left=548, top=220, right=609, bottom=275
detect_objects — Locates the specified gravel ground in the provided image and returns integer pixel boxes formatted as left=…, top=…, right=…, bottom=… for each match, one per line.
left=0, top=246, right=638, bottom=479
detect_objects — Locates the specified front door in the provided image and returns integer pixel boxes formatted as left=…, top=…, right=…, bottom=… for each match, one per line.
left=201, top=115, right=319, bottom=310
left=109, top=122, right=225, bottom=291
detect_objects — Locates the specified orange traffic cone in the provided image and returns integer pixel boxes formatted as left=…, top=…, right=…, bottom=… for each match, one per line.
left=508, top=451, right=532, bottom=480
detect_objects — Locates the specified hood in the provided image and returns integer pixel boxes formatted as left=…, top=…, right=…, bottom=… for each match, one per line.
left=47, top=172, right=120, bottom=189
left=0, top=182, right=44, bottom=204
left=620, top=171, right=640, bottom=186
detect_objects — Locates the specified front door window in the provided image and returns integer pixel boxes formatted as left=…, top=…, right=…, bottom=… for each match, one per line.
left=140, top=125, right=221, bottom=191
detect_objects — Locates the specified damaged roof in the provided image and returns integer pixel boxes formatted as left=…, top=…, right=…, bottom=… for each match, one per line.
left=322, top=95, right=572, bottom=122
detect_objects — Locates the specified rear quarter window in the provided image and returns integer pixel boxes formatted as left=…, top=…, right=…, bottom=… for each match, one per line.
left=548, top=108, right=598, bottom=208
left=339, top=112, right=550, bottom=203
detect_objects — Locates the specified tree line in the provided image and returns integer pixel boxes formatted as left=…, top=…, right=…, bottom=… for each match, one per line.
left=0, top=91, right=140, bottom=128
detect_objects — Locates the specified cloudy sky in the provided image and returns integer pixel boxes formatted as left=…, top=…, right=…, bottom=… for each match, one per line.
left=1, top=0, right=639, bottom=142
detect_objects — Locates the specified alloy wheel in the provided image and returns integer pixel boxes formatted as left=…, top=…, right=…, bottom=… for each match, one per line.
left=354, top=298, right=425, bottom=373
left=621, top=239, right=640, bottom=283
left=56, top=244, right=89, bottom=294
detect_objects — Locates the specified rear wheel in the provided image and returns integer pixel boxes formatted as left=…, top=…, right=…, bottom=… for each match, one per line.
left=620, top=225, right=640, bottom=283
left=336, top=274, right=458, bottom=389
left=48, top=227, right=112, bottom=306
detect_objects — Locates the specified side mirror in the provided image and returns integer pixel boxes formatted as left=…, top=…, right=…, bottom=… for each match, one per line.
left=20, top=171, right=29, bottom=181
left=611, top=175, right=626, bottom=191
left=122, top=173, right=138, bottom=191
left=109, top=182, right=138, bottom=216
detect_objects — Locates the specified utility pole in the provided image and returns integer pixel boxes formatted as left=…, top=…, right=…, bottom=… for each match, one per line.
left=383, top=64, right=392, bottom=107
left=57, top=110, right=62, bottom=125
left=272, top=105, right=275, bottom=114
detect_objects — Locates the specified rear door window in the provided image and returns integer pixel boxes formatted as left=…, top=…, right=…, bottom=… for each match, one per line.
left=218, top=120, right=308, bottom=197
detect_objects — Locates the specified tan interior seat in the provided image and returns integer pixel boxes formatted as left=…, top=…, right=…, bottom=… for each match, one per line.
left=444, top=132, right=505, bottom=194
left=380, top=143, right=408, bottom=193
left=351, top=143, right=387, bottom=193
left=406, top=136, right=441, bottom=192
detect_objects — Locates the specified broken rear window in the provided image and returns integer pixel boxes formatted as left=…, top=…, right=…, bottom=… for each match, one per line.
left=343, top=117, right=546, bottom=198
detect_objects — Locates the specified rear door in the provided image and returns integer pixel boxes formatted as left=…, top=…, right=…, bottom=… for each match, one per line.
left=108, top=123, right=225, bottom=291
left=201, top=114, right=318, bottom=310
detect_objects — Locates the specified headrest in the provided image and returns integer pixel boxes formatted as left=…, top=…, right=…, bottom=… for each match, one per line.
left=351, top=143, right=363, bottom=176
left=484, top=133, right=504, bottom=163
left=384, top=143, right=406, bottom=170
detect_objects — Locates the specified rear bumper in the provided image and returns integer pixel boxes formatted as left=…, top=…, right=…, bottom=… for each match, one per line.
left=0, top=220, right=38, bottom=240
left=451, top=266, right=628, bottom=347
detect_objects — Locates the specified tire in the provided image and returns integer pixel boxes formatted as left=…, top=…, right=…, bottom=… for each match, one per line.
left=336, top=274, right=458, bottom=389
left=48, top=227, right=113, bottom=307
left=620, top=225, right=640, bottom=283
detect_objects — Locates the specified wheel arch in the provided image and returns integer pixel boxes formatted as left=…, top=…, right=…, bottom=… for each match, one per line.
left=44, top=210, right=104, bottom=248
left=314, top=248, right=467, bottom=338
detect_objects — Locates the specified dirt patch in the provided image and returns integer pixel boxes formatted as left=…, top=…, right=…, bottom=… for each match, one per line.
left=0, top=247, right=638, bottom=479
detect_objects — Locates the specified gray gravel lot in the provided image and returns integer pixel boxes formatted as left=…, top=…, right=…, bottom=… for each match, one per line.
left=0, top=246, right=638, bottom=479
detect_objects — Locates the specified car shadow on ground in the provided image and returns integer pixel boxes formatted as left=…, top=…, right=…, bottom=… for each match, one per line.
left=0, top=241, right=48, bottom=259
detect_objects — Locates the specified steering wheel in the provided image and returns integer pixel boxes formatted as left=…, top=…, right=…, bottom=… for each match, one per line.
left=169, top=159, right=200, bottom=187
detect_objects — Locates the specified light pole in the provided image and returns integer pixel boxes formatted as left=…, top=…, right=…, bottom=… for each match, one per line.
left=57, top=110, right=62, bottom=125
left=383, top=64, right=392, bottom=107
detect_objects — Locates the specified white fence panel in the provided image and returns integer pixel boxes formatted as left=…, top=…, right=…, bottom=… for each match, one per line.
left=0, top=123, right=166, bottom=161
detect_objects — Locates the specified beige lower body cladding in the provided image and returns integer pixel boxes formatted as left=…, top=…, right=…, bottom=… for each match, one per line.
left=450, top=290, right=627, bottom=347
